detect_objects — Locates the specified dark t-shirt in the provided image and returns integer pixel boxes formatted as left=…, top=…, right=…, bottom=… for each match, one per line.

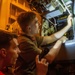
left=15, top=34, right=43, bottom=75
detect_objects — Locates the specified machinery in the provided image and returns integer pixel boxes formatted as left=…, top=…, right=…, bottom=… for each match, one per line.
left=27, top=0, right=75, bottom=59
left=27, top=0, right=74, bottom=39
left=27, top=0, right=75, bottom=74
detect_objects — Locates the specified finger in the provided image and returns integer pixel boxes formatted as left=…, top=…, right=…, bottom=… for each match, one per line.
left=63, top=36, right=67, bottom=38
left=64, top=36, right=68, bottom=40
left=68, top=15, right=72, bottom=20
left=35, top=55, right=40, bottom=63
left=69, top=14, right=72, bottom=17
left=63, top=36, right=68, bottom=39
left=68, top=16, right=73, bottom=20
left=45, top=62, right=49, bottom=66
left=68, top=14, right=72, bottom=17
left=41, top=58, right=47, bottom=63
left=62, top=37, right=68, bottom=43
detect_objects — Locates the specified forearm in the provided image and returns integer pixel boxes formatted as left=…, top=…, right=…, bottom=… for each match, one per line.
left=54, top=25, right=71, bottom=39
left=36, top=56, right=48, bottom=75
left=37, top=73, right=46, bottom=75
left=41, top=25, right=71, bottom=45
left=45, top=40, right=62, bottom=63
left=41, top=15, right=72, bottom=45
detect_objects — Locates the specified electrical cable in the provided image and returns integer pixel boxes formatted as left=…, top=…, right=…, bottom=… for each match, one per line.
left=61, top=0, right=72, bottom=15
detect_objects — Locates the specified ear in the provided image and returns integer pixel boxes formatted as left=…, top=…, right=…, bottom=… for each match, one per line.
left=28, top=25, right=31, bottom=32
left=0, top=48, right=7, bottom=57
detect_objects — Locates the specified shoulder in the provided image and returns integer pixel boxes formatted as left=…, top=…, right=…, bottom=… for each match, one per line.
left=18, top=35, right=30, bottom=43
left=34, top=34, right=44, bottom=46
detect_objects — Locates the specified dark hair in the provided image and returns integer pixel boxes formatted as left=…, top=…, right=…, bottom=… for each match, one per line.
left=0, top=30, right=17, bottom=49
left=17, top=11, right=36, bottom=32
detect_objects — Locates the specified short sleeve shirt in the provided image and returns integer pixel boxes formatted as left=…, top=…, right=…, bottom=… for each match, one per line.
left=15, top=33, right=43, bottom=75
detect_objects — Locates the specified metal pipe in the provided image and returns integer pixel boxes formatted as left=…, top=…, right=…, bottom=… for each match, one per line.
left=56, top=0, right=66, bottom=12
left=61, top=0, right=72, bottom=15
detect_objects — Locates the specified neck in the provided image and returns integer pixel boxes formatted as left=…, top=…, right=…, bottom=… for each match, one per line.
left=0, top=59, right=4, bottom=70
left=27, top=33, right=33, bottom=37
left=22, top=31, right=34, bottom=37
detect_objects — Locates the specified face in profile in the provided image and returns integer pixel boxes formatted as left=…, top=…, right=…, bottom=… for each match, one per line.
left=4, top=38, right=20, bottom=66
left=30, top=17, right=40, bottom=34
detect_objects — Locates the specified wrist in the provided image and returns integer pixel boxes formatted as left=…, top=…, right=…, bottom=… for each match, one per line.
left=53, top=40, right=62, bottom=49
left=57, top=40, right=63, bottom=43
left=37, top=71, right=46, bottom=75
left=67, top=24, right=71, bottom=27
left=37, top=73, right=46, bottom=75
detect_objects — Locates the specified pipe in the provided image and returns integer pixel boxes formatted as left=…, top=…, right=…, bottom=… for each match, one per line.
left=61, top=0, right=72, bottom=15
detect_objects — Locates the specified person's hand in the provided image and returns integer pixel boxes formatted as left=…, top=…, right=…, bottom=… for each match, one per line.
left=59, top=36, right=68, bottom=43
left=36, top=55, right=49, bottom=75
left=67, top=14, right=73, bottom=27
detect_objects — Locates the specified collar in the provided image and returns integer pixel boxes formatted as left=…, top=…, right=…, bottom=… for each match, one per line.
left=21, top=33, right=36, bottom=41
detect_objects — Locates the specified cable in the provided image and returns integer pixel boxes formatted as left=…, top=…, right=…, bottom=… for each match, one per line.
left=61, top=0, right=72, bottom=15
left=56, top=0, right=66, bottom=12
